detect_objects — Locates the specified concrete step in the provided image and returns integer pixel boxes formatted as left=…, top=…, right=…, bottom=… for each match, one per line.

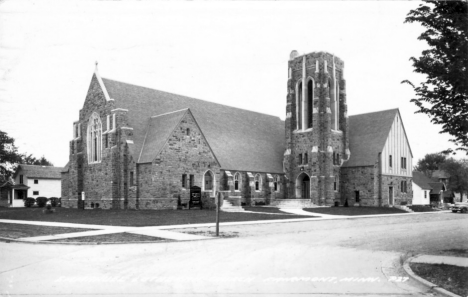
left=270, top=199, right=317, bottom=209
left=221, top=200, right=245, bottom=212
left=393, top=205, right=414, bottom=213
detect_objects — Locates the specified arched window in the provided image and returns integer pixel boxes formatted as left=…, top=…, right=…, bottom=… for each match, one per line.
left=329, top=78, right=336, bottom=130
left=307, top=79, right=313, bottom=128
left=204, top=170, right=213, bottom=191
left=87, top=112, right=102, bottom=164
left=297, top=81, right=302, bottom=130
left=234, top=172, right=241, bottom=191
left=255, top=174, right=261, bottom=191
left=274, top=175, right=280, bottom=192
left=335, top=82, right=340, bottom=130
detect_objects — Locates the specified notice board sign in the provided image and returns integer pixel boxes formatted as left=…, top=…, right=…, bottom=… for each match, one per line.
left=189, top=186, right=203, bottom=209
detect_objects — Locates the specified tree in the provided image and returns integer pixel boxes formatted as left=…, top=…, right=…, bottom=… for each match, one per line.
left=0, top=130, right=54, bottom=181
left=440, top=158, right=468, bottom=201
left=402, top=1, right=468, bottom=153
left=0, top=130, right=23, bottom=181
left=414, top=152, right=447, bottom=177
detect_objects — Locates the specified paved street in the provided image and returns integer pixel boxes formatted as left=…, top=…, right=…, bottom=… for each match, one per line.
left=0, top=212, right=467, bottom=296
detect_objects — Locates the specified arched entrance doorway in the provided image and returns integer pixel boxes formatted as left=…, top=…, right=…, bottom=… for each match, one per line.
left=296, top=173, right=310, bottom=199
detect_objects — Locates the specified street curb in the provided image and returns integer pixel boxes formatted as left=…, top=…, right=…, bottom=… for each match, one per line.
left=403, top=256, right=461, bottom=297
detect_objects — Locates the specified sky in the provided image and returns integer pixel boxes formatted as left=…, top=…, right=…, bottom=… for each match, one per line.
left=0, top=0, right=462, bottom=168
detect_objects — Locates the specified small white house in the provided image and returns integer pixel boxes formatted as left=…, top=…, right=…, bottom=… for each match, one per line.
left=0, top=165, right=63, bottom=207
left=412, top=171, right=446, bottom=206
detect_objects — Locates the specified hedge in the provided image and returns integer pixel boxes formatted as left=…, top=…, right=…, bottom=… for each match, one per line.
left=24, top=197, right=35, bottom=207
left=36, top=197, right=48, bottom=208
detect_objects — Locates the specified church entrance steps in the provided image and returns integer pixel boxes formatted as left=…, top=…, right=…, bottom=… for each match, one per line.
left=270, top=199, right=317, bottom=209
left=392, top=205, right=414, bottom=212
left=220, top=199, right=245, bottom=212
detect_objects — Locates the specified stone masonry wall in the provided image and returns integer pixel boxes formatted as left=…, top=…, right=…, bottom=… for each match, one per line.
left=341, top=165, right=378, bottom=206
left=283, top=52, right=347, bottom=205
left=136, top=111, right=221, bottom=210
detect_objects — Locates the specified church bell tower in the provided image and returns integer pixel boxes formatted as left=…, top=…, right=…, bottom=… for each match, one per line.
left=283, top=51, right=350, bottom=206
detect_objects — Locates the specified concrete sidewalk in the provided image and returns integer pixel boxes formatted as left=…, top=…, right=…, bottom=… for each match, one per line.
left=0, top=210, right=448, bottom=243
left=411, top=254, right=468, bottom=267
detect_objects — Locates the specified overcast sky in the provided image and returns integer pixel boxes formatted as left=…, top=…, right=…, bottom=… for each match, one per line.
left=0, top=0, right=462, bottom=168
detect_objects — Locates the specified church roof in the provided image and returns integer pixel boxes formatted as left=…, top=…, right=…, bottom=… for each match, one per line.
left=413, top=171, right=434, bottom=190
left=343, top=109, right=398, bottom=167
left=101, top=78, right=285, bottom=173
left=13, top=165, right=64, bottom=179
left=139, top=109, right=189, bottom=163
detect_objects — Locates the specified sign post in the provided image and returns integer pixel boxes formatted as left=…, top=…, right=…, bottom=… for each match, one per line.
left=216, top=191, right=220, bottom=236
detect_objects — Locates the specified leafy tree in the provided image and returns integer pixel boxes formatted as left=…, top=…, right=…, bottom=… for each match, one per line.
left=414, top=152, right=447, bottom=177
left=0, top=130, right=23, bottom=181
left=0, top=130, right=54, bottom=181
left=440, top=158, right=468, bottom=201
left=402, top=1, right=468, bottom=153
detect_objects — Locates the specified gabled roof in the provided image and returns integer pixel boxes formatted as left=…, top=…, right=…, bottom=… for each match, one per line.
left=101, top=77, right=285, bottom=173
left=13, top=165, right=64, bottom=179
left=139, top=109, right=189, bottom=163
left=343, top=109, right=398, bottom=167
left=413, top=171, right=434, bottom=190
left=428, top=182, right=446, bottom=194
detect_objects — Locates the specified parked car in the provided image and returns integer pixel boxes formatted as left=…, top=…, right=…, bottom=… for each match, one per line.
left=451, top=202, right=468, bottom=213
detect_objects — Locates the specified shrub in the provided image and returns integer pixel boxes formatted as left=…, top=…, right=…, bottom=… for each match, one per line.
left=36, top=197, right=48, bottom=208
left=24, top=197, right=35, bottom=207
left=254, top=201, right=266, bottom=206
left=49, top=197, right=60, bottom=207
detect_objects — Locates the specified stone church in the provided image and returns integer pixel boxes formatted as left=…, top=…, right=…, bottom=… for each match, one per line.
left=61, top=51, right=413, bottom=209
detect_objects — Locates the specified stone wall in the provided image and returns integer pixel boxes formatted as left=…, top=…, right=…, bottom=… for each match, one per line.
left=136, top=111, right=221, bottom=209
left=380, top=175, right=413, bottom=206
left=283, top=52, right=347, bottom=205
left=341, top=165, right=413, bottom=207
left=341, top=165, right=378, bottom=206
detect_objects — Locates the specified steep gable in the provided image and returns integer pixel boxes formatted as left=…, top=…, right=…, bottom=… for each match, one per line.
left=343, top=109, right=397, bottom=167
left=101, top=78, right=285, bottom=173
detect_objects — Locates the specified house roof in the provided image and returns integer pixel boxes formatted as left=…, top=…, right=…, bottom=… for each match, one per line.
left=343, top=109, right=398, bottom=167
left=139, top=109, right=189, bottom=163
left=428, top=182, right=445, bottom=194
left=101, top=77, right=285, bottom=173
left=14, top=165, right=64, bottom=179
left=412, top=171, right=434, bottom=190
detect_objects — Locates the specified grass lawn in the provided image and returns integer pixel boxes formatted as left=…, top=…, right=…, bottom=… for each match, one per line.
left=51, top=233, right=165, bottom=243
left=0, top=207, right=310, bottom=227
left=302, top=206, right=407, bottom=216
left=408, top=205, right=440, bottom=212
left=0, top=223, right=92, bottom=239
left=410, top=263, right=468, bottom=296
